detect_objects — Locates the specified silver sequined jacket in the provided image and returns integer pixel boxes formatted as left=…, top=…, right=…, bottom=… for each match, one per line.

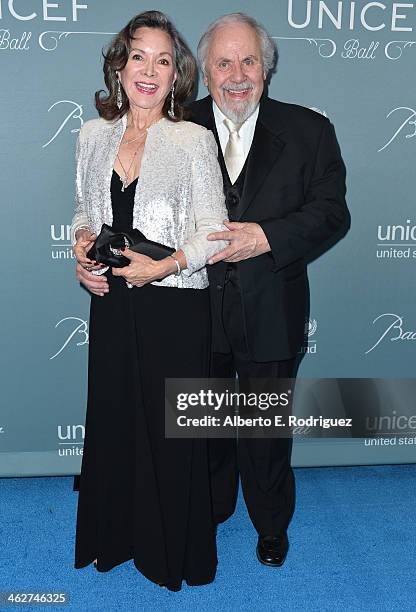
left=71, top=114, right=229, bottom=288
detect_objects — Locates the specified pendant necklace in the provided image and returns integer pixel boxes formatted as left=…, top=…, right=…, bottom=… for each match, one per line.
left=121, top=130, right=147, bottom=146
left=117, top=143, right=142, bottom=192
left=117, top=116, right=160, bottom=191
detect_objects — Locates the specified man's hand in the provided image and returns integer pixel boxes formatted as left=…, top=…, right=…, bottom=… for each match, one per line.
left=207, top=221, right=270, bottom=264
left=73, top=229, right=97, bottom=267
left=76, top=262, right=109, bottom=296
left=73, top=229, right=109, bottom=296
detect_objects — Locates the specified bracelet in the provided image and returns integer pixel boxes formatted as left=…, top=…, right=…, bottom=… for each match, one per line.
left=91, top=265, right=109, bottom=276
left=170, top=254, right=181, bottom=277
left=76, top=225, right=91, bottom=237
left=73, top=225, right=92, bottom=245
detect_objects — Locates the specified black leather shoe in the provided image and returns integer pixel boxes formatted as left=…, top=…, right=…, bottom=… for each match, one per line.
left=256, top=531, right=289, bottom=567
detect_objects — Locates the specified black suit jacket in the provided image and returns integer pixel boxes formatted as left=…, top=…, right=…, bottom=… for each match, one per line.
left=189, top=95, right=350, bottom=362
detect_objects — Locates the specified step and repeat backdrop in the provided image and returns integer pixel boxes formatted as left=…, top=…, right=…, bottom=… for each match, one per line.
left=1, top=1, right=415, bottom=475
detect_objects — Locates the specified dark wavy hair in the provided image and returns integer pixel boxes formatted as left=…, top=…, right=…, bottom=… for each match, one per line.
left=95, top=10, right=197, bottom=122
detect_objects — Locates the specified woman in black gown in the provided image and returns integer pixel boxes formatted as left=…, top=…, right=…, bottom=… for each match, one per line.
left=71, top=11, right=228, bottom=591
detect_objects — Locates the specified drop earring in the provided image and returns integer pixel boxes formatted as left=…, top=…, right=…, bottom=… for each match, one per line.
left=116, top=73, right=122, bottom=110
left=168, top=82, right=175, bottom=119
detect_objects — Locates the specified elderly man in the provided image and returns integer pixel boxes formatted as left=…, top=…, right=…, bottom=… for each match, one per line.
left=75, top=12, right=349, bottom=568
left=189, top=13, right=349, bottom=567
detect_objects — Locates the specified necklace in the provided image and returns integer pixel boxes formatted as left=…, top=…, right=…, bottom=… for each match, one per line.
left=117, top=144, right=141, bottom=192
left=122, top=114, right=163, bottom=144
left=121, top=130, right=147, bottom=146
left=116, top=116, right=161, bottom=190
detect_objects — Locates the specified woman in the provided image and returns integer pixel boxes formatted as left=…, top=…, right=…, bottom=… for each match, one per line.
left=71, top=11, right=228, bottom=591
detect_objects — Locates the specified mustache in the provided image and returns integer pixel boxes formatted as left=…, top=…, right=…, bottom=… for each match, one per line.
left=221, top=81, right=254, bottom=92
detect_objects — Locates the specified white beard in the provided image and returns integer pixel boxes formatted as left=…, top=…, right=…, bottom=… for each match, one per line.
left=220, top=95, right=259, bottom=124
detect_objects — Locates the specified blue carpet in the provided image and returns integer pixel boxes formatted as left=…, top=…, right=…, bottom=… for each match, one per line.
left=1, top=465, right=415, bottom=611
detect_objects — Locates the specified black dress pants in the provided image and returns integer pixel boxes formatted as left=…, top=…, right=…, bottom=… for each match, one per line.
left=209, top=265, right=296, bottom=536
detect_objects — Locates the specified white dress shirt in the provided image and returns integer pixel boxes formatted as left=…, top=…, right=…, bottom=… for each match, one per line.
left=212, top=101, right=259, bottom=163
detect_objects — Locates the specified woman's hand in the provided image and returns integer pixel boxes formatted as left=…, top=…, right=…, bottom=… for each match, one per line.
left=112, top=248, right=177, bottom=287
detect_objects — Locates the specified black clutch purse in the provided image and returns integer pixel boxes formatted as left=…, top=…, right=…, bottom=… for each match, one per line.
left=87, top=224, right=175, bottom=268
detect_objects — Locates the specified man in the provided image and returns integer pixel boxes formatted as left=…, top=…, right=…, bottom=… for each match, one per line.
left=76, top=12, right=349, bottom=567
left=189, top=13, right=349, bottom=567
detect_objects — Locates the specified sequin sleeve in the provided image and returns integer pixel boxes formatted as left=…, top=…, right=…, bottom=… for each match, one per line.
left=70, top=128, right=90, bottom=246
left=180, top=130, right=229, bottom=276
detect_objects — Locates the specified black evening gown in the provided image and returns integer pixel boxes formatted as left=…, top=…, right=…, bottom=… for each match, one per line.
left=74, top=171, right=217, bottom=591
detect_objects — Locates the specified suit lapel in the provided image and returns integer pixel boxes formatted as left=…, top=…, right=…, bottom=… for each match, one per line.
left=191, top=96, right=287, bottom=221
left=208, top=114, right=229, bottom=186
left=190, top=96, right=232, bottom=190
left=237, top=105, right=286, bottom=221
left=190, top=96, right=216, bottom=132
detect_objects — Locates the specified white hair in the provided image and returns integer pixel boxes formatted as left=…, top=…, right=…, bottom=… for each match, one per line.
left=197, top=12, right=278, bottom=77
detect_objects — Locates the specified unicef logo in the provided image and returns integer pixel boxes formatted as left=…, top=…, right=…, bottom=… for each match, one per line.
left=376, top=220, right=416, bottom=261
left=301, top=318, right=318, bottom=355
left=278, top=1, right=416, bottom=62
left=307, top=318, right=318, bottom=337
left=50, top=223, right=75, bottom=262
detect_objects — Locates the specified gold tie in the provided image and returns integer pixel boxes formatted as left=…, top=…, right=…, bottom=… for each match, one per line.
left=223, top=118, right=244, bottom=184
